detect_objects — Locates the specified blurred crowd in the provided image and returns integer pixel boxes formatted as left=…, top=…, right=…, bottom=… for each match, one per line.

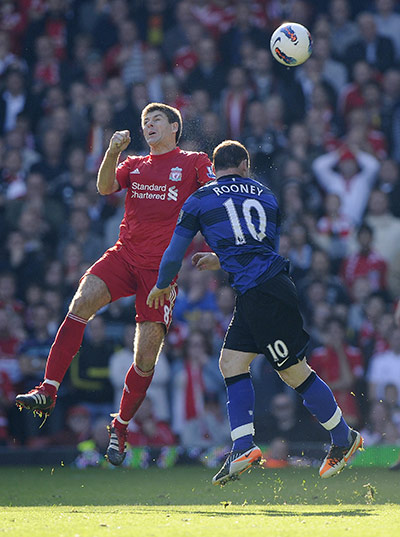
left=1, top=0, right=400, bottom=457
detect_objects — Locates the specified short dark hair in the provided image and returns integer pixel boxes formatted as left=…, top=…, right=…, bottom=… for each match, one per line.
left=141, top=102, right=182, bottom=143
left=212, top=140, right=250, bottom=172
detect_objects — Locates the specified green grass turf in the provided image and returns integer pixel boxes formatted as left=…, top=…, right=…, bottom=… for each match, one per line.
left=0, top=465, right=399, bottom=537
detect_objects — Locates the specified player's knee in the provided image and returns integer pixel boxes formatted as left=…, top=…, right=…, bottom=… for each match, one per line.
left=69, top=291, right=95, bottom=318
left=134, top=352, right=157, bottom=372
left=278, top=358, right=312, bottom=388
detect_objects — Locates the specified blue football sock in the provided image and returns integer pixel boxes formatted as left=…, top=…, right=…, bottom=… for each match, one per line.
left=225, top=373, right=255, bottom=451
left=296, top=372, right=351, bottom=447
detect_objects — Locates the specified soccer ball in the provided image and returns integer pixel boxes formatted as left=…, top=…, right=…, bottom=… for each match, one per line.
left=270, top=22, right=312, bottom=66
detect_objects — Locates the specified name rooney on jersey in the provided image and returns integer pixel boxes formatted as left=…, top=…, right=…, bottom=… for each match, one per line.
left=212, top=183, right=264, bottom=197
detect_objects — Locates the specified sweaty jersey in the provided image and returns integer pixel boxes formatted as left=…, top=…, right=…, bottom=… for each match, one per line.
left=175, top=174, right=288, bottom=294
left=116, top=147, right=214, bottom=269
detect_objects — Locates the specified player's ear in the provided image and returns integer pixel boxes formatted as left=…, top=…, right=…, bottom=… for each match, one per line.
left=171, top=122, right=178, bottom=133
left=239, top=159, right=249, bottom=175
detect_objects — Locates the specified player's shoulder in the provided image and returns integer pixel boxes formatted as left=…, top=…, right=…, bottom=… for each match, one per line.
left=189, top=179, right=218, bottom=200
left=118, top=154, right=148, bottom=167
left=178, top=148, right=209, bottom=159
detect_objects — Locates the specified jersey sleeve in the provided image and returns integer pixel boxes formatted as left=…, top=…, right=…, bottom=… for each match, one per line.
left=195, top=152, right=216, bottom=185
left=174, top=194, right=201, bottom=240
left=116, top=156, right=133, bottom=190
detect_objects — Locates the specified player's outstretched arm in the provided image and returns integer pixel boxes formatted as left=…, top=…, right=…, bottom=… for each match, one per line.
left=192, top=252, right=221, bottom=271
left=147, top=233, right=193, bottom=308
left=97, top=130, right=131, bottom=195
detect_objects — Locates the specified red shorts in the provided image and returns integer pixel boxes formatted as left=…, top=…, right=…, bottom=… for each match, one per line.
left=83, top=245, right=177, bottom=329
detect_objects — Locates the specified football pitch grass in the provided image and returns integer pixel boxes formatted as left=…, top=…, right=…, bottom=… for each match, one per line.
left=1, top=465, right=399, bottom=537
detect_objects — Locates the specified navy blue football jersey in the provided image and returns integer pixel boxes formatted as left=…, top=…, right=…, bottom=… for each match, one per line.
left=175, top=174, right=288, bottom=294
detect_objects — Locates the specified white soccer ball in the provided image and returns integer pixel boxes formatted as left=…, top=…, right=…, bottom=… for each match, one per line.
left=270, top=22, right=312, bottom=67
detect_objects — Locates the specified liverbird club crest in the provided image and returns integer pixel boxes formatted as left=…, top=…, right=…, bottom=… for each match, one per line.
left=169, top=166, right=182, bottom=181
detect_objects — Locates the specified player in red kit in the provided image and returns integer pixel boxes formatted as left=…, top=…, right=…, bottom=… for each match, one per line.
left=15, top=103, right=214, bottom=465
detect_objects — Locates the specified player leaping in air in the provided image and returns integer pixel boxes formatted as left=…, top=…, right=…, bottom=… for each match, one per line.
left=147, top=140, right=363, bottom=484
left=16, top=103, right=215, bottom=466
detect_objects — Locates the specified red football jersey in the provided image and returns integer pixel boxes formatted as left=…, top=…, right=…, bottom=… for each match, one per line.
left=115, top=147, right=214, bottom=269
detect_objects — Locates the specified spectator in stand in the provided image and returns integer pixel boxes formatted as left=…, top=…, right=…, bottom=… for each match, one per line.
left=242, top=100, right=278, bottom=185
left=18, top=303, right=53, bottom=392
left=184, top=37, right=226, bottom=103
left=287, top=223, right=313, bottom=282
left=58, top=208, right=104, bottom=266
left=248, top=48, right=274, bottom=101
left=91, top=0, right=131, bottom=54
left=0, top=307, right=23, bottom=388
left=377, top=159, right=400, bottom=218
left=256, top=391, right=328, bottom=446
left=298, top=249, right=349, bottom=307
left=171, top=330, right=211, bottom=447
left=344, top=12, right=395, bottom=75
left=109, top=323, right=171, bottom=423
left=0, top=30, right=24, bottom=76
left=127, top=395, right=176, bottom=447
left=31, top=35, right=61, bottom=96
left=69, top=315, right=115, bottom=420
left=312, top=35, right=347, bottom=97
left=173, top=268, right=217, bottom=325
left=374, top=0, right=400, bottom=60
left=360, top=400, right=400, bottom=446
left=0, top=68, right=31, bottom=135
left=345, top=107, right=387, bottom=161
left=368, top=327, right=400, bottom=405
left=162, top=0, right=196, bottom=63
left=171, top=21, right=204, bottom=82
left=339, top=60, right=374, bottom=121
left=328, top=0, right=360, bottom=61
left=104, top=19, right=145, bottom=85
left=221, top=66, right=251, bottom=140
left=365, top=190, right=400, bottom=280
left=340, top=223, right=387, bottom=296
left=67, top=81, right=90, bottom=146
left=86, top=98, right=115, bottom=173
left=31, top=128, right=65, bottom=183
left=358, top=292, right=390, bottom=366
left=381, top=69, right=400, bottom=153
left=0, top=368, right=14, bottom=444
left=310, top=316, right=364, bottom=427
left=347, top=276, right=373, bottom=335
left=312, top=146, right=379, bottom=226
left=315, top=193, right=353, bottom=268
left=83, top=51, right=106, bottom=95
left=219, top=3, right=267, bottom=66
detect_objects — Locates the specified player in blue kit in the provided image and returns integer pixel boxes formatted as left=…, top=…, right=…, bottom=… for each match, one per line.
left=147, top=140, right=363, bottom=485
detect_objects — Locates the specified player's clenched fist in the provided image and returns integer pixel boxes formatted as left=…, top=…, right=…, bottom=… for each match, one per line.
left=109, top=130, right=131, bottom=154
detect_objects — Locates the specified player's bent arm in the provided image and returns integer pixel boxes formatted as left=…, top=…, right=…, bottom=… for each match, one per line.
left=97, top=149, right=122, bottom=195
left=97, top=130, right=131, bottom=195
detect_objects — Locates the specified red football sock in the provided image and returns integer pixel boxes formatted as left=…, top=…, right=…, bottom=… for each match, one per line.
left=118, top=363, right=154, bottom=423
left=44, top=312, right=87, bottom=385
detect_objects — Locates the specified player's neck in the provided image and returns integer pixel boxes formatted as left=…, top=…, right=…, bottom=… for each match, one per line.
left=216, top=168, right=243, bottom=179
left=149, top=141, right=177, bottom=155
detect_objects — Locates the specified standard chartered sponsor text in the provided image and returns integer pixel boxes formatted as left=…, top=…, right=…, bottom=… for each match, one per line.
left=131, top=182, right=167, bottom=199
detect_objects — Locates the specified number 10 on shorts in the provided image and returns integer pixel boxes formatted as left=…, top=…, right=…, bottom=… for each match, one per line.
left=266, top=339, right=289, bottom=367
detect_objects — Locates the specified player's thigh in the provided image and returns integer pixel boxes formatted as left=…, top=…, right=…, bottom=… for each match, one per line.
left=278, top=357, right=312, bottom=388
left=243, top=285, right=309, bottom=372
left=69, top=274, right=111, bottom=319
left=219, top=348, right=257, bottom=378
left=134, top=321, right=165, bottom=371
